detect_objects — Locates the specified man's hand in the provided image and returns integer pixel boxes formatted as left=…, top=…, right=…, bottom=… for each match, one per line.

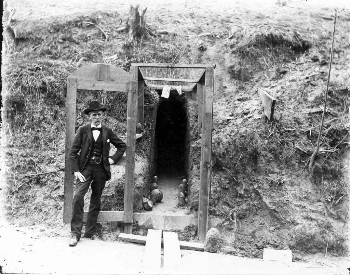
left=74, top=172, right=86, bottom=182
left=108, top=158, right=114, bottom=165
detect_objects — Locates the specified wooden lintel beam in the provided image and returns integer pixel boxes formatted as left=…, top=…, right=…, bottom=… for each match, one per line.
left=75, top=78, right=127, bottom=92
left=132, top=63, right=216, bottom=69
left=143, top=76, right=198, bottom=83
left=147, top=84, right=195, bottom=92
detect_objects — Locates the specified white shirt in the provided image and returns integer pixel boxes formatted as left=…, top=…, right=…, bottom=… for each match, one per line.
left=91, top=123, right=101, bottom=141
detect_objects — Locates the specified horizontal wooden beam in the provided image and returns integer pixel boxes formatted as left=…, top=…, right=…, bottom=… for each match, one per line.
left=146, top=84, right=195, bottom=92
left=132, top=63, right=216, bottom=69
left=74, top=78, right=127, bottom=92
left=83, top=211, right=223, bottom=231
left=143, top=76, right=198, bottom=83
left=119, top=233, right=204, bottom=251
left=84, top=211, right=124, bottom=222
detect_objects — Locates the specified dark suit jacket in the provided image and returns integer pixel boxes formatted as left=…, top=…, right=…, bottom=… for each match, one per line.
left=69, top=124, right=127, bottom=181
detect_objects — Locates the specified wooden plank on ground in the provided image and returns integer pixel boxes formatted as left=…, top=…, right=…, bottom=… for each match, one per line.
left=143, top=229, right=162, bottom=271
left=163, top=232, right=181, bottom=270
left=179, top=241, right=204, bottom=251
left=258, top=89, right=276, bottom=121
left=63, top=77, right=77, bottom=224
left=124, top=80, right=137, bottom=233
left=119, top=233, right=147, bottom=244
left=118, top=233, right=204, bottom=251
left=198, top=67, right=214, bottom=241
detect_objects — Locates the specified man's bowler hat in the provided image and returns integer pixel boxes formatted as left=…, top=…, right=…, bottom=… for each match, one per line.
left=83, top=101, right=107, bottom=115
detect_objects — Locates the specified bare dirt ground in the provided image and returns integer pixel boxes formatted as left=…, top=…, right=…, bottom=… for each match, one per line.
left=152, top=176, right=188, bottom=215
left=1, top=0, right=350, bottom=273
left=0, top=223, right=348, bottom=274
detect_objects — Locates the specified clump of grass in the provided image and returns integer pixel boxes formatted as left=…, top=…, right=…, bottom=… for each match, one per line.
left=230, top=23, right=311, bottom=72
left=236, top=23, right=311, bottom=53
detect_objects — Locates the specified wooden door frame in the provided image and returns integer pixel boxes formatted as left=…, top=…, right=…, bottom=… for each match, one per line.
left=63, top=62, right=214, bottom=240
left=63, top=63, right=135, bottom=233
left=130, top=63, right=214, bottom=241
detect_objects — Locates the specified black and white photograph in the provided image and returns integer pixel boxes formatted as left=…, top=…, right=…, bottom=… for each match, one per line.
left=1, top=0, right=349, bottom=273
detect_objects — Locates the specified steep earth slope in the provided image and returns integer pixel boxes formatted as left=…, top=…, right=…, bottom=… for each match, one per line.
left=2, top=0, right=349, bottom=260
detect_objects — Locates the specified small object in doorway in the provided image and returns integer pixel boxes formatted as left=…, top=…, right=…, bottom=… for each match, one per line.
left=142, top=197, right=153, bottom=211
left=182, top=179, right=188, bottom=195
left=178, top=192, right=186, bottom=206
left=151, top=189, right=162, bottom=204
left=151, top=182, right=158, bottom=191
left=136, top=123, right=143, bottom=134
left=156, top=190, right=163, bottom=202
left=178, top=183, right=185, bottom=193
left=179, top=180, right=188, bottom=196
left=153, top=176, right=158, bottom=183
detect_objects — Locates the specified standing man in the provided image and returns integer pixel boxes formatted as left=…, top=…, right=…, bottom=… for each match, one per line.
left=68, top=101, right=127, bottom=247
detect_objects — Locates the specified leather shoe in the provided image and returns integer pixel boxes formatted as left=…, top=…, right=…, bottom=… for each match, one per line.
left=69, top=235, right=80, bottom=247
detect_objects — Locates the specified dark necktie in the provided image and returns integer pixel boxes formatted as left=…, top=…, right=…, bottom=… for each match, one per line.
left=91, top=127, right=101, bottom=131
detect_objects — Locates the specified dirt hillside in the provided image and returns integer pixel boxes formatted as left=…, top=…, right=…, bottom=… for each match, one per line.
left=2, top=0, right=350, bottom=261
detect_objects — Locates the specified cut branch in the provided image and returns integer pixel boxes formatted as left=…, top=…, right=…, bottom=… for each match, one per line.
left=309, top=10, right=337, bottom=171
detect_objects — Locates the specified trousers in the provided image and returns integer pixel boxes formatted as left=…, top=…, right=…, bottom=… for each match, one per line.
left=71, top=163, right=107, bottom=238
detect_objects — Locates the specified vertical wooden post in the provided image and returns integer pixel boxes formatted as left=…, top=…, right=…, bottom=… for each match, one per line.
left=131, top=66, right=144, bottom=127
left=198, top=67, right=214, bottom=241
left=124, top=80, right=137, bottom=233
left=197, top=82, right=204, bottom=132
left=63, top=77, right=77, bottom=224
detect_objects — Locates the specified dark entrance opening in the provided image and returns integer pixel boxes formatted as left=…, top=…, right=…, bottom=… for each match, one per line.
left=154, top=90, right=188, bottom=178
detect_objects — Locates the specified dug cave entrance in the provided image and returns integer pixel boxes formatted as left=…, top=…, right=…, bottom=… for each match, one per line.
left=154, top=91, right=188, bottom=178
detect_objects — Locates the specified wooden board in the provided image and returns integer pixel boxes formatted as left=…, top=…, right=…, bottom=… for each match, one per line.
left=146, top=84, right=195, bottom=92
left=119, top=233, right=146, bottom=244
left=179, top=240, right=204, bottom=251
left=163, top=232, right=181, bottom=270
left=63, top=77, right=77, bottom=224
left=118, top=233, right=204, bottom=251
left=124, top=81, right=137, bottom=233
left=258, top=89, right=276, bottom=121
left=132, top=63, right=216, bottom=69
left=143, top=229, right=162, bottom=270
left=69, top=63, right=132, bottom=85
left=77, top=79, right=127, bottom=92
left=197, top=82, right=204, bottom=132
left=142, top=76, right=198, bottom=83
left=198, top=67, right=214, bottom=241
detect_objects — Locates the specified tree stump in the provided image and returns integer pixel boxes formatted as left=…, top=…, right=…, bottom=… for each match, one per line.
left=3, top=1, right=16, bottom=54
left=126, top=5, right=147, bottom=41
